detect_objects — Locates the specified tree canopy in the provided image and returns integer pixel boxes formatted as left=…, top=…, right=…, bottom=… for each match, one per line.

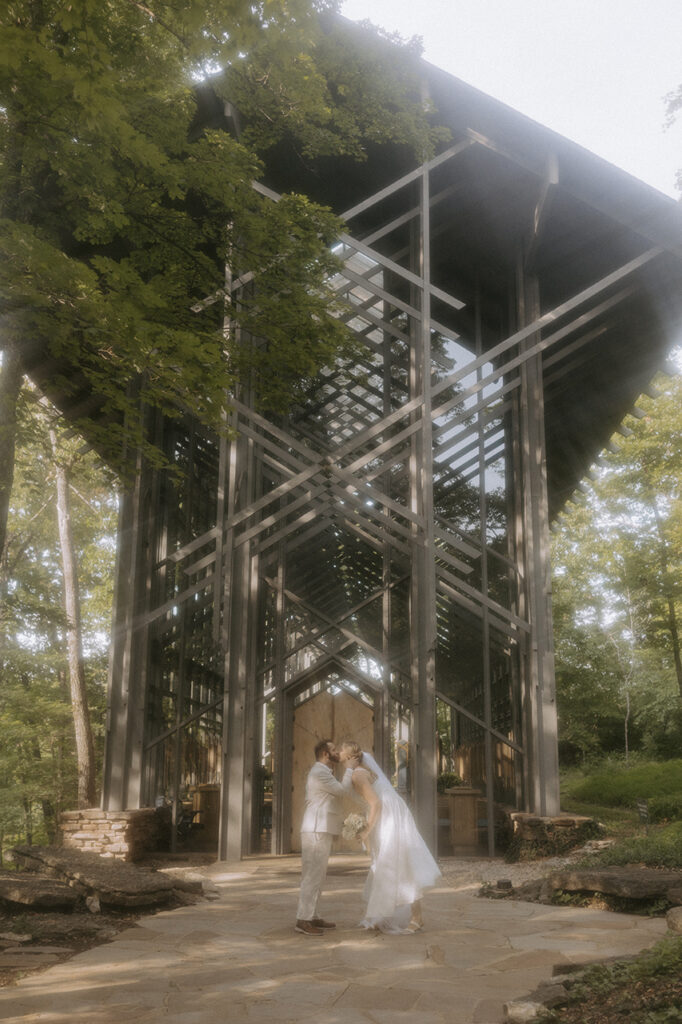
left=0, top=386, right=116, bottom=849
left=551, top=366, right=682, bottom=763
left=0, top=0, right=439, bottom=467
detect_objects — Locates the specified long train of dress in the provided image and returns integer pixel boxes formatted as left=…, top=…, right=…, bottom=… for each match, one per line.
left=359, top=766, right=441, bottom=934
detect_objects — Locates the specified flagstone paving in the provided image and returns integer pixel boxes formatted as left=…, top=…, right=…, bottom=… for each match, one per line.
left=0, top=854, right=668, bottom=1024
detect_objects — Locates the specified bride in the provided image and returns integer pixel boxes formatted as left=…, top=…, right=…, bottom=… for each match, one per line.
left=339, top=741, right=441, bottom=934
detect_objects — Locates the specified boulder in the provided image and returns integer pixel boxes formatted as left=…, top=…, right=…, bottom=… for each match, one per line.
left=10, top=846, right=203, bottom=909
left=0, top=933, right=31, bottom=943
left=504, top=1000, right=544, bottom=1021
left=0, top=952, right=63, bottom=968
left=0, top=874, right=78, bottom=910
left=545, top=866, right=682, bottom=904
left=667, top=906, right=682, bottom=933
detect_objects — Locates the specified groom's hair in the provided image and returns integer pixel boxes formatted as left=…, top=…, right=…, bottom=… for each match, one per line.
left=314, top=738, right=333, bottom=759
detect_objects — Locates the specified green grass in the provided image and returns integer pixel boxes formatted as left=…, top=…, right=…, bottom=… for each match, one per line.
left=579, top=821, right=682, bottom=870
left=538, top=935, right=682, bottom=1023
left=561, top=796, right=638, bottom=829
left=560, top=760, right=682, bottom=869
left=544, top=760, right=682, bottom=1020
left=561, top=759, right=682, bottom=809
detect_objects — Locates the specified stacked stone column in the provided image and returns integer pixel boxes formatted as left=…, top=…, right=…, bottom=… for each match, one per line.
left=59, top=808, right=164, bottom=861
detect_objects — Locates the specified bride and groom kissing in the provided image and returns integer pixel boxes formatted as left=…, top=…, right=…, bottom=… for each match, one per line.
left=295, top=738, right=441, bottom=936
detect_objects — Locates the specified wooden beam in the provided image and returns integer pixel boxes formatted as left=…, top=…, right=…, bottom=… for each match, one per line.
left=341, top=140, right=475, bottom=221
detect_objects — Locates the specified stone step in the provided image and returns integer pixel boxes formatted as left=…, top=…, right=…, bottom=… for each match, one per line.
left=0, top=945, right=72, bottom=955
left=9, top=846, right=204, bottom=908
left=0, top=932, right=31, bottom=943
left=0, top=874, right=79, bottom=910
left=0, top=952, right=64, bottom=968
left=546, top=865, right=682, bottom=903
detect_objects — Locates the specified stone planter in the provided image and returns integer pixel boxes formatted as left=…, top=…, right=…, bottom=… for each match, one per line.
left=59, top=808, right=163, bottom=862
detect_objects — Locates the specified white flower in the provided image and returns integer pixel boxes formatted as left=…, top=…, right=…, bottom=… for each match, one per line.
left=341, top=812, right=367, bottom=840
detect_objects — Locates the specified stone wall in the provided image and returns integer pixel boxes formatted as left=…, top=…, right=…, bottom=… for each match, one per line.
left=506, top=811, right=600, bottom=860
left=59, top=808, right=165, bottom=862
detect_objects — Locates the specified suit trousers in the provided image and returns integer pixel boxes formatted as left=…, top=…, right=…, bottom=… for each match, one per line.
left=296, top=831, right=333, bottom=921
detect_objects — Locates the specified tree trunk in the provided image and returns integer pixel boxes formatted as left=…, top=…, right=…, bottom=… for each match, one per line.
left=48, top=423, right=97, bottom=808
left=17, top=669, right=58, bottom=839
left=665, top=595, right=682, bottom=700
left=624, top=688, right=630, bottom=765
left=653, top=505, right=682, bottom=699
left=22, top=797, right=33, bottom=846
left=0, top=347, right=22, bottom=562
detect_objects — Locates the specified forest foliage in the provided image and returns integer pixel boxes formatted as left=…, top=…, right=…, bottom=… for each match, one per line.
left=0, top=0, right=439, bottom=470
left=551, top=364, right=682, bottom=764
left=4, top=365, right=682, bottom=854
left=0, top=0, right=439, bottom=855
left=0, top=389, right=117, bottom=857
left=2, top=1, right=682, bottom=856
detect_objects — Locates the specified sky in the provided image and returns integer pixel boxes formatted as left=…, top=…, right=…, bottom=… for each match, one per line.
left=340, top=0, right=682, bottom=200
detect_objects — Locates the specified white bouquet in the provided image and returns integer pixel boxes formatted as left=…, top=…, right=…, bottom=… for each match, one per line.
left=341, top=812, right=367, bottom=841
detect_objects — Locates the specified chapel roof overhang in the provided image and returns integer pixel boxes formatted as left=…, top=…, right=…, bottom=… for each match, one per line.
left=20, top=32, right=682, bottom=516
left=257, top=49, right=682, bottom=516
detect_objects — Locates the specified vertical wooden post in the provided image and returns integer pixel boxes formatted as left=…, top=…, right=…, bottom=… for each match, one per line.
left=380, top=277, right=394, bottom=774
left=102, top=438, right=151, bottom=812
left=243, top=538, right=260, bottom=851
left=102, top=477, right=136, bottom=811
left=271, top=545, right=287, bottom=853
left=218, top=429, right=236, bottom=859
left=169, top=421, right=195, bottom=852
left=379, top=545, right=391, bottom=773
left=218, top=425, right=250, bottom=861
left=409, top=164, right=438, bottom=851
left=516, top=261, right=560, bottom=816
left=475, top=286, right=496, bottom=855
left=507, top=306, right=531, bottom=812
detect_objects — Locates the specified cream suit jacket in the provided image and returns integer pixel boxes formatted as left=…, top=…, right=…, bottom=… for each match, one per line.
left=300, top=761, right=354, bottom=835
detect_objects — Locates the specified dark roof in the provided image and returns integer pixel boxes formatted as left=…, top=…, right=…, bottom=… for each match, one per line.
left=428, top=64, right=682, bottom=513
left=260, top=48, right=682, bottom=514
left=22, top=33, right=682, bottom=513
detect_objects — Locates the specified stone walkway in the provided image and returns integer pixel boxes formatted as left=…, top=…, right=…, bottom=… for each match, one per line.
left=0, top=854, right=668, bottom=1024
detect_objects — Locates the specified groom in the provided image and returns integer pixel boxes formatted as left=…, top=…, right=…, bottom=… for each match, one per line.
left=295, top=738, right=358, bottom=936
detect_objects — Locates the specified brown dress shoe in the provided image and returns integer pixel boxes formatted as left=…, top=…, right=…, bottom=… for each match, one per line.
left=295, top=919, right=323, bottom=935
left=311, top=918, right=336, bottom=928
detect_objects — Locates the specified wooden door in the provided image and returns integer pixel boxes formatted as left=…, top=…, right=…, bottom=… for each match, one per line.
left=290, top=688, right=374, bottom=853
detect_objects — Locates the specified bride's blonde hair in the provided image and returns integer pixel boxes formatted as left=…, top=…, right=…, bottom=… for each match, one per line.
left=341, top=741, right=377, bottom=782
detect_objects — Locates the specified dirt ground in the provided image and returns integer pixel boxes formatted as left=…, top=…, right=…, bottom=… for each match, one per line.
left=0, top=906, right=143, bottom=987
left=544, top=974, right=682, bottom=1023
left=0, top=851, right=214, bottom=988
left=2, top=848, right=680, bottom=1024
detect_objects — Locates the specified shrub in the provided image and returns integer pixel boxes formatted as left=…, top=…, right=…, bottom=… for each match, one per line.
left=538, top=935, right=682, bottom=1023
left=582, top=821, right=682, bottom=870
left=437, top=772, right=463, bottom=793
left=648, top=793, right=682, bottom=824
left=564, top=759, right=682, bottom=809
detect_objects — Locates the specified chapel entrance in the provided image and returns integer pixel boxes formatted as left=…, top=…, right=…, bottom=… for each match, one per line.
left=288, top=677, right=375, bottom=853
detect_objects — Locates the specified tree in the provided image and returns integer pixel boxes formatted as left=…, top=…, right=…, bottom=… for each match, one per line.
left=603, top=382, right=682, bottom=699
left=0, top=1, right=442, bottom=568
left=0, top=349, right=22, bottom=560
left=0, top=384, right=116, bottom=851
left=551, top=368, right=682, bottom=761
left=43, top=400, right=97, bottom=807
left=0, top=2, right=437, bottom=467
left=551, top=503, right=633, bottom=763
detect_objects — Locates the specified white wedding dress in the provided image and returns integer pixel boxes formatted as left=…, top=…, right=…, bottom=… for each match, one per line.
left=358, top=752, right=441, bottom=933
